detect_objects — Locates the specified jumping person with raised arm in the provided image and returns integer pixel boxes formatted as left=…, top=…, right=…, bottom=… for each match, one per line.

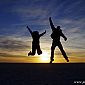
left=49, top=17, right=69, bottom=63
left=27, top=26, right=46, bottom=56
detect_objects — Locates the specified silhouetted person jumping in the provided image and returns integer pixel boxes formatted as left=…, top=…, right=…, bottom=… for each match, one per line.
left=49, top=17, right=69, bottom=63
left=27, top=26, right=46, bottom=56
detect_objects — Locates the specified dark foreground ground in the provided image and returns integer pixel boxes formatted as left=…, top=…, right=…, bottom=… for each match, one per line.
left=0, top=63, right=85, bottom=85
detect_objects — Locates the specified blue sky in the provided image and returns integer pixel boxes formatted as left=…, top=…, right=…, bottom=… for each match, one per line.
left=0, top=0, right=85, bottom=62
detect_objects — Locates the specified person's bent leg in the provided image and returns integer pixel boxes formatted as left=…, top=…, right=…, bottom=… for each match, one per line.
left=58, top=43, right=69, bottom=62
left=37, top=45, right=42, bottom=55
left=50, top=42, right=56, bottom=63
left=32, top=44, right=36, bottom=55
left=28, top=51, right=32, bottom=56
left=51, top=46, right=54, bottom=61
left=28, top=44, right=36, bottom=56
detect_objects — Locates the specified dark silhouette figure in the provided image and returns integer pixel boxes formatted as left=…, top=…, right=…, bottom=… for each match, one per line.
left=27, top=26, right=46, bottom=56
left=49, top=17, right=69, bottom=63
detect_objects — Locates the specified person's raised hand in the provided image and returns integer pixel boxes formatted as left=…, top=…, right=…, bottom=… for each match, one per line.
left=49, top=17, right=51, bottom=20
left=26, top=26, right=28, bottom=28
left=45, top=30, right=46, bottom=33
left=64, top=37, right=67, bottom=41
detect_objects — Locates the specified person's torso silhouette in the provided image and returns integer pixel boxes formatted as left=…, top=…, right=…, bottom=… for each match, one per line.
left=32, top=31, right=40, bottom=45
left=51, top=26, right=62, bottom=42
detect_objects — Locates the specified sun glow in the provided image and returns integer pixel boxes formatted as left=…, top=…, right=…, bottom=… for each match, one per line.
left=40, top=51, right=50, bottom=62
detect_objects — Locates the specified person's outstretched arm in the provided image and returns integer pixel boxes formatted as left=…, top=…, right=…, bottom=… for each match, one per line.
left=40, top=30, right=46, bottom=37
left=27, top=26, right=32, bottom=35
left=61, top=32, right=67, bottom=41
left=49, top=17, right=55, bottom=31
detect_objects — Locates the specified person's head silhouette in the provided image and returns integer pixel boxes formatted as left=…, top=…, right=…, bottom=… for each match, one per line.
left=33, top=31, right=39, bottom=34
left=33, top=31, right=39, bottom=35
left=56, top=26, right=62, bottom=32
left=57, top=26, right=60, bottom=29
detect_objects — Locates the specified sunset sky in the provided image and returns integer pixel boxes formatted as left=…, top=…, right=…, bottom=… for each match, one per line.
left=0, top=0, right=85, bottom=63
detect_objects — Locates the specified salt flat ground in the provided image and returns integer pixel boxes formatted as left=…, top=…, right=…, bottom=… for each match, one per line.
left=0, top=63, right=85, bottom=85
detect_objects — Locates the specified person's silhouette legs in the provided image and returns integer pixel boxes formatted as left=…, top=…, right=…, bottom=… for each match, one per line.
left=28, top=44, right=36, bottom=56
left=28, top=44, right=42, bottom=56
left=50, top=42, right=56, bottom=63
left=37, top=45, right=42, bottom=55
left=58, top=42, right=69, bottom=62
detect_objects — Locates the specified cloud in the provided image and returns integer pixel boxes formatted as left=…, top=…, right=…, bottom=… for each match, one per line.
left=0, top=36, right=31, bottom=51
left=0, top=0, right=85, bottom=58
left=0, top=53, right=26, bottom=57
left=11, top=7, right=50, bottom=26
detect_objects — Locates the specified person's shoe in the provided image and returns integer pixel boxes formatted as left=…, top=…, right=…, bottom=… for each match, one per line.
left=50, top=58, right=54, bottom=64
left=50, top=60, right=52, bottom=64
left=66, top=58, right=69, bottom=62
left=38, top=50, right=42, bottom=55
left=67, top=59, right=69, bottom=62
left=51, top=58, right=54, bottom=61
left=28, top=51, right=31, bottom=56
